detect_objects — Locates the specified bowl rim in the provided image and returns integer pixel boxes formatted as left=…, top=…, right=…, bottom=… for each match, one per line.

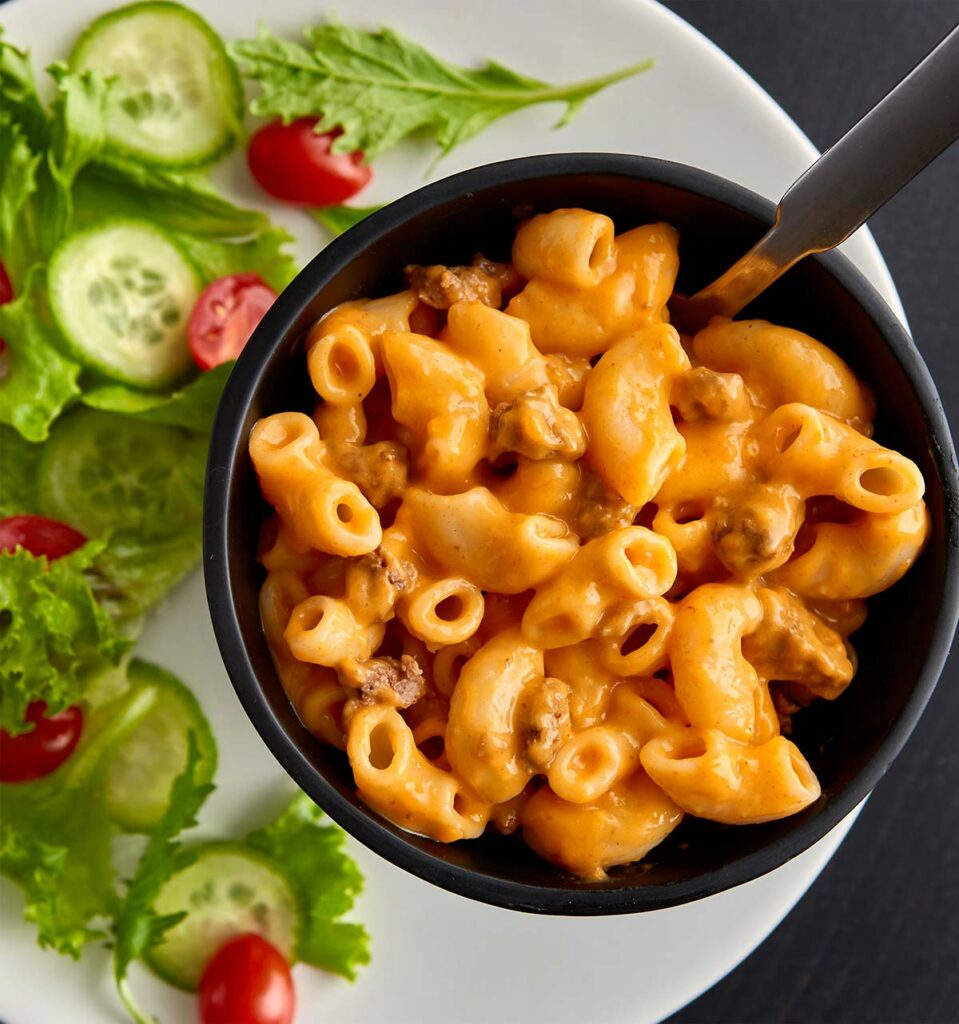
left=204, top=152, right=959, bottom=915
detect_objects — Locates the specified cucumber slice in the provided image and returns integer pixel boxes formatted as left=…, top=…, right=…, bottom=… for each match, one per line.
left=70, top=1, right=242, bottom=169
left=105, top=659, right=217, bottom=832
left=36, top=407, right=205, bottom=540
left=144, top=842, right=301, bottom=991
left=48, top=220, right=199, bottom=389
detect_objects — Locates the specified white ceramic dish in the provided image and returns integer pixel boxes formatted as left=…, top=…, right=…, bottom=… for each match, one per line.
left=0, top=0, right=904, bottom=1021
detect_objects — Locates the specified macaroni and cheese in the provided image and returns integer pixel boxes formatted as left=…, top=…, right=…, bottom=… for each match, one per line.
left=250, top=208, right=928, bottom=879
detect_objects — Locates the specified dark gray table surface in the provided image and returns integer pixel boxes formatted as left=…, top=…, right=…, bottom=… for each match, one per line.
left=660, top=3, right=959, bottom=1023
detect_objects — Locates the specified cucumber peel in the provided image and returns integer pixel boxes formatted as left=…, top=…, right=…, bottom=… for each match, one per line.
left=105, top=659, right=217, bottom=833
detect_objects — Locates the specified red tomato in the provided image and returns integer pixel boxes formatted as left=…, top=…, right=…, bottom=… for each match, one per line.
left=0, top=702, right=84, bottom=783
left=248, top=119, right=372, bottom=206
left=0, top=257, right=12, bottom=366
left=0, top=515, right=86, bottom=781
left=199, top=934, right=295, bottom=1024
left=188, top=274, right=277, bottom=370
left=0, top=514, right=86, bottom=559
left=0, top=260, right=12, bottom=305
left=0, top=516, right=86, bottom=782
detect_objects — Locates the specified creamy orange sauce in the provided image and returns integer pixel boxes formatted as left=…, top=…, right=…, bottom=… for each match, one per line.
left=250, top=208, right=927, bottom=878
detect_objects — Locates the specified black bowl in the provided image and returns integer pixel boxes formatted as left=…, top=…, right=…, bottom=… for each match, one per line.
left=204, top=154, right=959, bottom=914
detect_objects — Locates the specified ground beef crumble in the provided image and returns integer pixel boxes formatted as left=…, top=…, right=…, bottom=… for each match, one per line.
left=489, top=385, right=586, bottom=462
left=672, top=366, right=749, bottom=422
left=328, top=440, right=409, bottom=508
left=519, top=677, right=572, bottom=769
left=348, top=654, right=427, bottom=709
left=404, top=255, right=519, bottom=310
left=744, top=588, right=854, bottom=700
left=345, top=547, right=417, bottom=623
left=572, top=470, right=637, bottom=539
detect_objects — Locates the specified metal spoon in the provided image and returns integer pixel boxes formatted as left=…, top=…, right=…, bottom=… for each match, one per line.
left=672, top=23, right=959, bottom=333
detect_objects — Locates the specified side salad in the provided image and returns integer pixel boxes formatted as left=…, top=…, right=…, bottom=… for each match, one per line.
left=1, top=7, right=366, bottom=1018
left=0, top=2, right=655, bottom=1021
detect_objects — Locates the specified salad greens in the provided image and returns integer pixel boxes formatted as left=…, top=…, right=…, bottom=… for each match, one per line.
left=0, top=33, right=296, bottom=442
left=2, top=654, right=369, bottom=1009
left=0, top=541, right=131, bottom=733
left=0, top=116, right=44, bottom=281
left=81, top=360, right=234, bottom=432
left=0, top=57, right=110, bottom=282
left=75, top=158, right=274, bottom=238
left=1, top=682, right=162, bottom=955
left=113, top=735, right=213, bottom=1024
left=246, top=792, right=371, bottom=981
left=2, top=6, right=374, bottom=1016
left=231, top=21, right=654, bottom=161
left=312, top=203, right=385, bottom=237
left=0, top=273, right=82, bottom=441
left=0, top=15, right=294, bottom=711
left=0, top=425, right=41, bottom=518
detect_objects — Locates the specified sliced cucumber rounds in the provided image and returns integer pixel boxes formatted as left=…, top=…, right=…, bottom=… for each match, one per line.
left=48, top=220, right=199, bottom=389
left=37, top=408, right=205, bottom=540
left=144, top=843, right=301, bottom=991
left=105, top=660, right=217, bottom=833
left=70, top=1, right=242, bottom=169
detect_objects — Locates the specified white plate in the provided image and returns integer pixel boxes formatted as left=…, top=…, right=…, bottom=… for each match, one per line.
left=0, top=1, right=905, bottom=1022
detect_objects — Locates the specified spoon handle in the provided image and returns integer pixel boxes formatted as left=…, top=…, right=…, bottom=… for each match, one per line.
left=684, top=23, right=959, bottom=325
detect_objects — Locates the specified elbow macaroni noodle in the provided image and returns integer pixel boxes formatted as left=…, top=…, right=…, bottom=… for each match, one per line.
left=251, top=208, right=928, bottom=879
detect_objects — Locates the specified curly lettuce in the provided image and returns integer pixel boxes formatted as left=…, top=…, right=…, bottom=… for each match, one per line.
left=246, top=793, right=371, bottom=980
left=0, top=541, right=131, bottom=733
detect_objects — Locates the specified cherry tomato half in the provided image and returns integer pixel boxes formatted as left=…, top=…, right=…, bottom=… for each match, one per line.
left=188, top=274, right=277, bottom=371
left=248, top=119, right=372, bottom=206
left=199, top=934, right=295, bottom=1024
left=0, top=514, right=86, bottom=560
left=0, top=702, right=84, bottom=783
left=0, top=259, right=12, bottom=306
left=0, top=257, right=13, bottom=367
left=0, top=516, right=86, bottom=781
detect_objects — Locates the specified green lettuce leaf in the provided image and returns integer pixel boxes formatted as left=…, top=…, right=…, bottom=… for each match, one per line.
left=172, top=224, right=298, bottom=292
left=231, top=22, right=653, bottom=160
left=0, top=59, right=110, bottom=443
left=0, top=683, right=159, bottom=955
left=0, top=55, right=109, bottom=283
left=37, top=64, right=110, bottom=254
left=246, top=793, right=371, bottom=980
left=0, top=34, right=48, bottom=148
left=82, top=361, right=234, bottom=433
left=94, top=529, right=203, bottom=623
left=0, top=424, right=41, bottom=517
left=311, top=204, right=384, bottom=237
left=0, top=114, right=42, bottom=282
left=75, top=158, right=272, bottom=238
left=0, top=270, right=82, bottom=442
left=113, top=734, right=214, bottom=1024
left=0, top=540, right=131, bottom=733
left=72, top=154, right=298, bottom=292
